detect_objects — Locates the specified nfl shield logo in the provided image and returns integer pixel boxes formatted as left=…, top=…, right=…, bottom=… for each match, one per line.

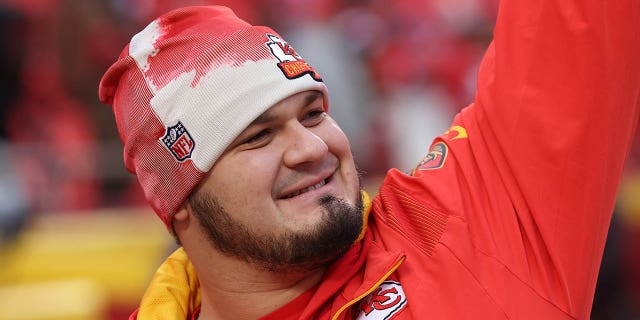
left=161, top=122, right=195, bottom=162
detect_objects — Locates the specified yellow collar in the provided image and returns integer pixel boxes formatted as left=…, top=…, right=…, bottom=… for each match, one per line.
left=135, top=247, right=201, bottom=319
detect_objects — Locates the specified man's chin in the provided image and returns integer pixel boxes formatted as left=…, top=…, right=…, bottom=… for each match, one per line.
left=191, top=188, right=363, bottom=273
left=252, top=194, right=364, bottom=273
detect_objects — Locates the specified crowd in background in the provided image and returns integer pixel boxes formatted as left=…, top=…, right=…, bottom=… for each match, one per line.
left=0, top=0, right=637, bottom=319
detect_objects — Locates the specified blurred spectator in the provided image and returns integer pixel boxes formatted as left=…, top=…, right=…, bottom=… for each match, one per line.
left=1, top=0, right=102, bottom=213
left=0, top=5, right=29, bottom=243
left=591, top=128, right=640, bottom=319
left=0, top=5, right=25, bottom=139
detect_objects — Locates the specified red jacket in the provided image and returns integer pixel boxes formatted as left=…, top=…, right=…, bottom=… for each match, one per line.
left=132, top=0, right=640, bottom=319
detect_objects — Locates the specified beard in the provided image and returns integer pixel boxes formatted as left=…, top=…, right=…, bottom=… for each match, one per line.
left=188, top=190, right=364, bottom=273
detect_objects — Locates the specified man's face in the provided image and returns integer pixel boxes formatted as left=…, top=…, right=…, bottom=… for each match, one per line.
left=188, top=90, right=363, bottom=272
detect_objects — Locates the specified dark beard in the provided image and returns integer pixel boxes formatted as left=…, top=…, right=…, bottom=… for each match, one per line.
left=188, top=191, right=364, bottom=273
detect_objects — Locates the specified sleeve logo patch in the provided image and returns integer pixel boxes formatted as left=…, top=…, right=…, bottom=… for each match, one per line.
left=415, top=142, right=448, bottom=171
left=356, top=281, right=408, bottom=320
left=161, top=121, right=195, bottom=162
left=265, top=34, right=322, bottom=82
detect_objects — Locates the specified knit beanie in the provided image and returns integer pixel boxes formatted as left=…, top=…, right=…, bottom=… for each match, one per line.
left=98, top=6, right=327, bottom=229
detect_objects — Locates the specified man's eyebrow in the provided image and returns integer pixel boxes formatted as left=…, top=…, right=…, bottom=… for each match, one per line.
left=250, top=111, right=276, bottom=126
left=249, top=91, right=323, bottom=126
left=302, top=91, right=323, bottom=108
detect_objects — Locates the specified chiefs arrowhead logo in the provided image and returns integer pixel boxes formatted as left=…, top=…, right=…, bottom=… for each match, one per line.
left=265, top=34, right=322, bottom=81
left=356, top=281, right=408, bottom=320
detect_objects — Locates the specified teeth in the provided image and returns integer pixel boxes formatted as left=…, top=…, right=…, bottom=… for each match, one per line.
left=285, top=180, right=326, bottom=199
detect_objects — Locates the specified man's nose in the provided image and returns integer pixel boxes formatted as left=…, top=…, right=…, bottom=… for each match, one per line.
left=282, top=123, right=328, bottom=168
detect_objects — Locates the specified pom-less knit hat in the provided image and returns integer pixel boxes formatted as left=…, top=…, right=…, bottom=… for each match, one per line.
left=98, top=6, right=327, bottom=229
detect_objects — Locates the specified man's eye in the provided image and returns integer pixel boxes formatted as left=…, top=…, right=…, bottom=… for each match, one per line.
left=302, top=110, right=326, bottom=126
left=244, top=129, right=271, bottom=145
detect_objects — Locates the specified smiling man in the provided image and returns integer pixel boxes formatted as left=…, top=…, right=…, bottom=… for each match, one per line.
left=99, top=2, right=640, bottom=320
left=180, top=90, right=363, bottom=274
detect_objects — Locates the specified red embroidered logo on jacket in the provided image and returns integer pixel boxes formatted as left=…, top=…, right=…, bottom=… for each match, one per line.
left=356, top=281, right=407, bottom=319
left=265, top=34, right=322, bottom=81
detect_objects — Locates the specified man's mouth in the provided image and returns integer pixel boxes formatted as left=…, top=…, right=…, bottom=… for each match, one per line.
left=280, top=177, right=330, bottom=199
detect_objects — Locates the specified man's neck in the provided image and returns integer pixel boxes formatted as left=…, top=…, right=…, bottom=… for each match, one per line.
left=194, top=253, right=326, bottom=320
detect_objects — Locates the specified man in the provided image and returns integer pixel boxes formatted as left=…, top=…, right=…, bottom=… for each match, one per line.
left=99, top=1, right=640, bottom=319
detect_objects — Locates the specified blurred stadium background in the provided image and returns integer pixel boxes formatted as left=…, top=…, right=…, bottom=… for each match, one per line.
left=0, top=0, right=637, bottom=319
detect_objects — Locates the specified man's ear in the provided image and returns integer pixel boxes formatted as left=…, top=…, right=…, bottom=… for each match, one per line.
left=174, top=203, right=191, bottom=222
left=171, top=201, right=192, bottom=240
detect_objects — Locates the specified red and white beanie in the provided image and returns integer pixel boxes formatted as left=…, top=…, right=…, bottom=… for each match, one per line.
left=98, top=6, right=327, bottom=229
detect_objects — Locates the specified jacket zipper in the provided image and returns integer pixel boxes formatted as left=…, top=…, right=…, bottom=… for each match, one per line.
left=330, top=256, right=406, bottom=320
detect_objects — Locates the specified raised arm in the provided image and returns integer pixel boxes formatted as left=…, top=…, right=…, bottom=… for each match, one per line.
left=467, top=0, right=640, bottom=316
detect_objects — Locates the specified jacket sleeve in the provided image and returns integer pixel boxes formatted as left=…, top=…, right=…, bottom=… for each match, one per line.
left=462, top=0, right=640, bottom=316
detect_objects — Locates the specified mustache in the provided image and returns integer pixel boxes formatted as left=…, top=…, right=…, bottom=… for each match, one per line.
left=272, top=156, right=339, bottom=196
